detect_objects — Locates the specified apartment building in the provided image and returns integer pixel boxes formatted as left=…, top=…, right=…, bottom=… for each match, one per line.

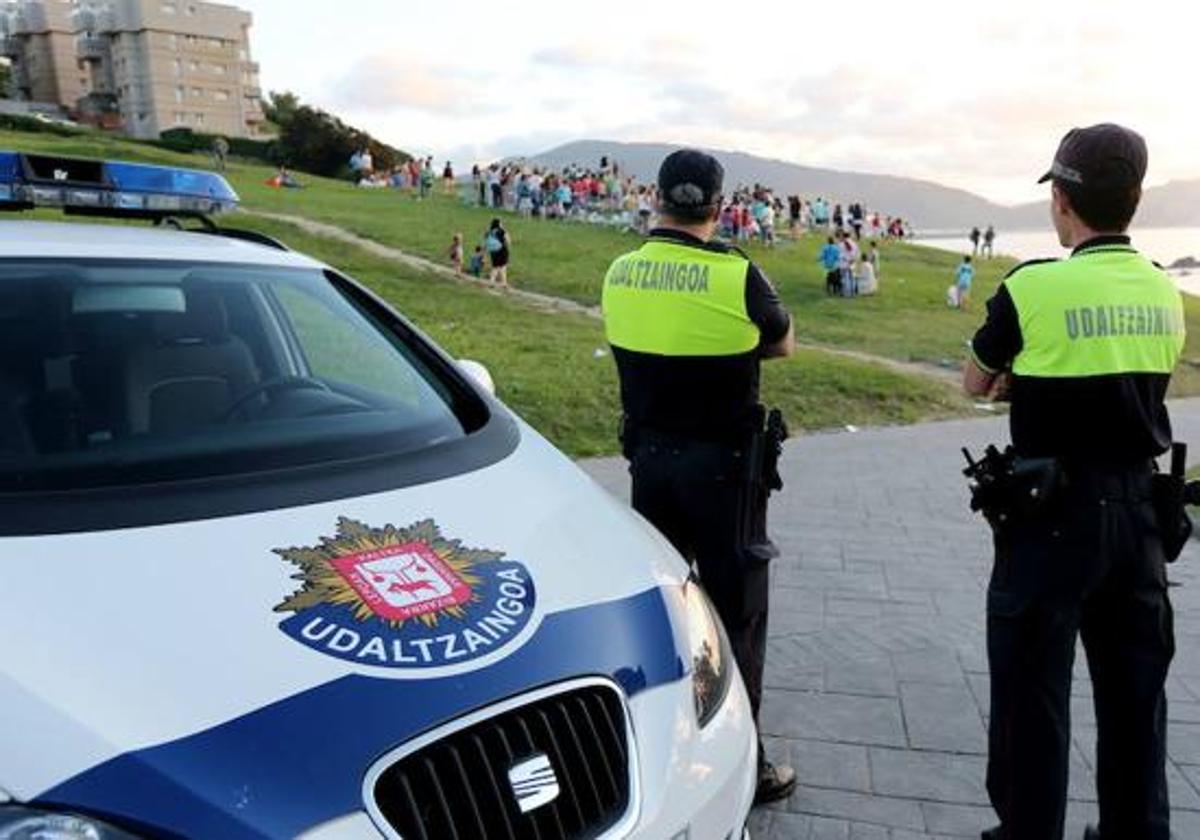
left=0, top=0, right=264, bottom=139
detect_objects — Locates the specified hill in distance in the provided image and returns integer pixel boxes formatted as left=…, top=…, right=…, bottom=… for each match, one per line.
left=520, top=140, right=1200, bottom=232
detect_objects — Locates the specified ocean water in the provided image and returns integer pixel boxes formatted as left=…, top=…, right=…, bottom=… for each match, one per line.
left=912, top=227, right=1200, bottom=295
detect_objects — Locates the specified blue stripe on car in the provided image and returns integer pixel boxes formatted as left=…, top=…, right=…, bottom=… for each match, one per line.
left=34, top=586, right=684, bottom=839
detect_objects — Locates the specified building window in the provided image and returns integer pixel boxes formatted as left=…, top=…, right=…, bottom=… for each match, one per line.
left=161, top=2, right=176, bottom=13
left=195, top=112, right=204, bottom=126
left=190, top=86, right=202, bottom=97
left=174, top=85, right=183, bottom=102
left=214, top=89, right=229, bottom=101
left=173, top=111, right=185, bottom=124
left=187, top=4, right=196, bottom=14
left=167, top=34, right=176, bottom=49
left=188, top=60, right=198, bottom=71
left=211, top=63, right=225, bottom=75
left=174, top=59, right=181, bottom=75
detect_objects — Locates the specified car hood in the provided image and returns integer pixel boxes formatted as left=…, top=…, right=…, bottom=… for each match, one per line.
left=0, top=424, right=690, bottom=838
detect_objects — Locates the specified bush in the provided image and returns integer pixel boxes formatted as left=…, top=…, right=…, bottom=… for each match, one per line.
left=153, top=127, right=280, bottom=164
left=0, top=113, right=86, bottom=138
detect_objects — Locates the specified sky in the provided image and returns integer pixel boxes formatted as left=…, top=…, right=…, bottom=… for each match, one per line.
left=239, top=0, right=1195, bottom=206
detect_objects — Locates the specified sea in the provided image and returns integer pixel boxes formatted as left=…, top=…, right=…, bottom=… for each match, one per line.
left=912, top=227, right=1200, bottom=296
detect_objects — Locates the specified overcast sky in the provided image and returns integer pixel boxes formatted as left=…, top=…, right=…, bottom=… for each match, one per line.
left=240, top=0, right=1194, bottom=206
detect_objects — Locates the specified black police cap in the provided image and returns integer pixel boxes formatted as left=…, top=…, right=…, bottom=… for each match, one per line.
left=1038, top=123, right=1148, bottom=189
left=658, top=149, right=724, bottom=217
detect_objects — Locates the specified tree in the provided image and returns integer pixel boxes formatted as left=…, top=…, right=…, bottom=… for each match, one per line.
left=262, top=90, right=299, bottom=128
left=276, top=104, right=409, bottom=178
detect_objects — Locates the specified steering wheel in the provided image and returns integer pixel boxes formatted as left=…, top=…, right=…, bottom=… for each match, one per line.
left=221, top=376, right=332, bottom=422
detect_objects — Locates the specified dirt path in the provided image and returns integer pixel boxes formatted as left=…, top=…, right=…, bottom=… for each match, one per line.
left=242, top=209, right=961, bottom=386
left=242, top=209, right=601, bottom=319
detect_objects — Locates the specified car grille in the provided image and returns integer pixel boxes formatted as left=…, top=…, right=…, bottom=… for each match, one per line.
left=372, top=683, right=632, bottom=839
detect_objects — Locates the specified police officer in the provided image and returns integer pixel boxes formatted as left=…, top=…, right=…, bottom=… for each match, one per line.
left=965, top=124, right=1183, bottom=840
left=601, top=149, right=797, bottom=805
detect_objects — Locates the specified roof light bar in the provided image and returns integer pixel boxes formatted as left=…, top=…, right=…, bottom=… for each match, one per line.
left=0, top=151, right=239, bottom=218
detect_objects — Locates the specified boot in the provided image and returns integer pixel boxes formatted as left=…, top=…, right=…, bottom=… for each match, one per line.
left=753, top=760, right=796, bottom=805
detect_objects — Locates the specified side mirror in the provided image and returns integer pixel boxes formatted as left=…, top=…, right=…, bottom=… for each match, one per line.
left=457, top=359, right=495, bottom=395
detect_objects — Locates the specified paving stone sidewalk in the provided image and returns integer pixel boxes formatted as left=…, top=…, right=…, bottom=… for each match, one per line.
left=580, top=399, right=1200, bottom=840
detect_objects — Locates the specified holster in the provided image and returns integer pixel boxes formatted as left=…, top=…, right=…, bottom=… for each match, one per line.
left=1152, top=442, right=1194, bottom=563
left=963, top=445, right=1066, bottom=530
left=739, top=407, right=789, bottom=566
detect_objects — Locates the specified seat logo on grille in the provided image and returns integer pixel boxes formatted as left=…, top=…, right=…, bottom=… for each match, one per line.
left=508, top=753, right=560, bottom=814
left=273, top=518, right=537, bottom=670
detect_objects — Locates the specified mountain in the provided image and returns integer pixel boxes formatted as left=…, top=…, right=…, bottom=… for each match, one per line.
left=1007, top=179, right=1200, bottom=230
left=519, top=140, right=1200, bottom=232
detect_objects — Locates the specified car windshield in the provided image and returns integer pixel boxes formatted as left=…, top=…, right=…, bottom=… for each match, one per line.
left=0, top=259, right=478, bottom=493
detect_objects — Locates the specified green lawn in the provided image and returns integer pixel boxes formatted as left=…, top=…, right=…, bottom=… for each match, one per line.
left=6, top=127, right=1200, bottom=454
left=228, top=215, right=975, bottom=457
left=6, top=127, right=1200, bottom=379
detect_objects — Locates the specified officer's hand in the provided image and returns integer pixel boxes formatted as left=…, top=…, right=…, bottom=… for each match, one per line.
left=989, top=372, right=1013, bottom=403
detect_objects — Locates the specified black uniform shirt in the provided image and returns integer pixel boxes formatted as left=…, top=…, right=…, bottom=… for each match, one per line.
left=971, top=235, right=1175, bottom=462
left=613, top=228, right=791, bottom=442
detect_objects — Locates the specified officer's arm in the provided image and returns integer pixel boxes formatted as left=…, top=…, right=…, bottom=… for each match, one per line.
left=761, top=317, right=795, bottom=359
left=964, top=283, right=1021, bottom=398
left=963, top=358, right=997, bottom=397
left=745, top=265, right=794, bottom=360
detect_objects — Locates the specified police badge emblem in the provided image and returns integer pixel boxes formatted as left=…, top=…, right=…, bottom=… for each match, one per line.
left=273, top=518, right=537, bottom=668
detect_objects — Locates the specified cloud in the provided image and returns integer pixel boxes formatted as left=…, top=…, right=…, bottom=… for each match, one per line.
left=330, top=55, right=494, bottom=116
left=531, top=44, right=608, bottom=69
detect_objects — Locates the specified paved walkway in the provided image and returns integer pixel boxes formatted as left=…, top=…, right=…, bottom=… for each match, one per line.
left=580, top=400, right=1200, bottom=839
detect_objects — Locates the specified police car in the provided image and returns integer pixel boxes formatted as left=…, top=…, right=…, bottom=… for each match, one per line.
left=0, top=154, right=757, bottom=839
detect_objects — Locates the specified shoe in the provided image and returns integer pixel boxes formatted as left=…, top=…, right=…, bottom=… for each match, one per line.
left=753, top=760, right=796, bottom=805
left=981, top=828, right=1000, bottom=840
left=1083, top=827, right=1100, bottom=840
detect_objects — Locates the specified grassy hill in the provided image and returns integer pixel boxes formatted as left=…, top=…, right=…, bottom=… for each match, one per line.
left=4, top=128, right=1197, bottom=455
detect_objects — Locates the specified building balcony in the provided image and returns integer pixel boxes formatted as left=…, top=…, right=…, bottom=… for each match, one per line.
left=76, top=35, right=108, bottom=61
left=242, top=60, right=259, bottom=73
left=243, top=83, right=261, bottom=99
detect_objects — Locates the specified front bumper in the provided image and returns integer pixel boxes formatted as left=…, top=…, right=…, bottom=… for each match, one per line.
left=623, top=671, right=757, bottom=839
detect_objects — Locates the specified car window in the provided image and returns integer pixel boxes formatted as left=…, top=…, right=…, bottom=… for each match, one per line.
left=272, top=282, right=428, bottom=403
left=0, top=259, right=482, bottom=493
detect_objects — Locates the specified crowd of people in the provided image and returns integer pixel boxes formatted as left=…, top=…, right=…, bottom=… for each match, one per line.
left=349, top=149, right=457, bottom=199
left=337, top=149, right=923, bottom=297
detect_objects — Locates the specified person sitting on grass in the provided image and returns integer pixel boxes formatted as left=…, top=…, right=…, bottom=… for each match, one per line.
left=857, top=255, right=878, bottom=296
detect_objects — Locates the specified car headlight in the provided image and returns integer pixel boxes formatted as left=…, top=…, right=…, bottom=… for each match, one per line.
left=679, top=577, right=733, bottom=728
left=0, top=808, right=141, bottom=840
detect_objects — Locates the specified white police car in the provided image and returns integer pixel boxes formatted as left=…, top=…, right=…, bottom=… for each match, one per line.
left=0, top=154, right=757, bottom=839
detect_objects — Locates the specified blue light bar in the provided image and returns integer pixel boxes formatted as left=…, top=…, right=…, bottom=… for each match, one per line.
left=0, top=151, right=239, bottom=217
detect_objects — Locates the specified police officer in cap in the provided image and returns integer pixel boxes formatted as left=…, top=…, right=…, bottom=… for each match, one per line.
left=965, top=124, right=1184, bottom=840
left=601, top=149, right=797, bottom=804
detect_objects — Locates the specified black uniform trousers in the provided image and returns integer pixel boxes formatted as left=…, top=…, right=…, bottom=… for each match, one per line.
left=627, top=434, right=771, bottom=740
left=986, top=466, right=1174, bottom=840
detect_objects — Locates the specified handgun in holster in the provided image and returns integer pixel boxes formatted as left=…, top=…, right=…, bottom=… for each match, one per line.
left=740, top=406, right=790, bottom=566
left=962, top=444, right=1066, bottom=530
left=1153, top=442, right=1199, bottom=563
